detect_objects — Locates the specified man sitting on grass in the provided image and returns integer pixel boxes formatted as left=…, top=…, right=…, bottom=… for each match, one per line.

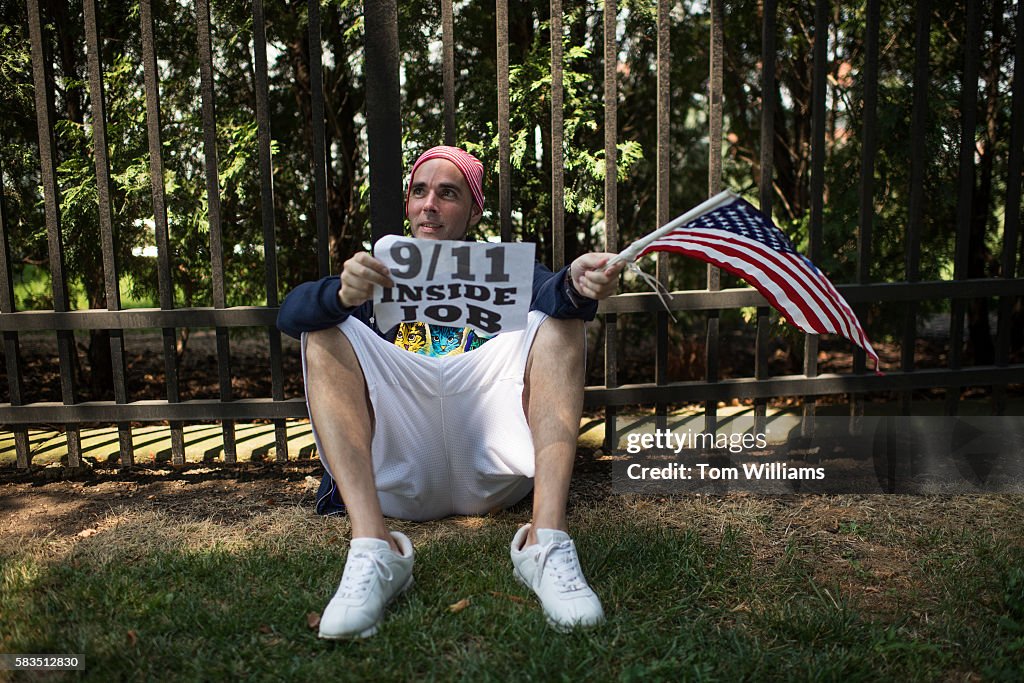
left=278, top=146, right=624, bottom=638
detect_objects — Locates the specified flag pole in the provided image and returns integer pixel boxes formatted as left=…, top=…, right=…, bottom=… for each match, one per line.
left=604, top=189, right=739, bottom=270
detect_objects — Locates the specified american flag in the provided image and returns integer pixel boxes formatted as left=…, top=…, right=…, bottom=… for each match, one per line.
left=628, top=193, right=879, bottom=371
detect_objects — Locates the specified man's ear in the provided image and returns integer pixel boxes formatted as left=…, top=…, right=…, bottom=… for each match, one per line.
left=457, top=204, right=483, bottom=240
left=469, top=203, right=483, bottom=227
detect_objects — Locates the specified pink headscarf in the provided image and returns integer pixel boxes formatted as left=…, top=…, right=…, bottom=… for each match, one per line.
left=405, top=146, right=485, bottom=216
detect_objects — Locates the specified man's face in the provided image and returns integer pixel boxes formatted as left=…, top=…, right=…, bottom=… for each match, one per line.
left=407, top=158, right=482, bottom=241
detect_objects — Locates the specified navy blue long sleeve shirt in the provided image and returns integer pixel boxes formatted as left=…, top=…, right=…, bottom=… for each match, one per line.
left=277, top=262, right=597, bottom=341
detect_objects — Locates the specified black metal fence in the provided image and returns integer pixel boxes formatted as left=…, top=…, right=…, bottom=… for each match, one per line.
left=1, top=0, right=1022, bottom=469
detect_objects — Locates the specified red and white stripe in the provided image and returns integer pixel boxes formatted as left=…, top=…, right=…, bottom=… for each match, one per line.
left=640, top=229, right=879, bottom=368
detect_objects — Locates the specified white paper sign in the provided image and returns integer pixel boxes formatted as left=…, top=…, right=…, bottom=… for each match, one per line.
left=372, top=235, right=535, bottom=335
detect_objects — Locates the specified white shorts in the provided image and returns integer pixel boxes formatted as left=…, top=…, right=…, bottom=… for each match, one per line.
left=302, top=311, right=550, bottom=521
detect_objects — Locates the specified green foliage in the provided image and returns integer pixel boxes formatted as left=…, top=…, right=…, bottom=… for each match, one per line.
left=399, top=2, right=645, bottom=262
left=0, top=0, right=1019, bottom=375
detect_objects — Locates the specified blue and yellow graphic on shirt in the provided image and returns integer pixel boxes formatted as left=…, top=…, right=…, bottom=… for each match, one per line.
left=395, top=322, right=491, bottom=357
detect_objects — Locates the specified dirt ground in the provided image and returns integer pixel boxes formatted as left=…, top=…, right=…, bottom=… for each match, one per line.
left=0, top=462, right=325, bottom=541
left=1, top=448, right=606, bottom=542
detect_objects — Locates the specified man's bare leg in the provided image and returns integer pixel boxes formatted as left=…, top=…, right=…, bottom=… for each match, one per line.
left=304, top=326, right=396, bottom=551
left=522, top=317, right=586, bottom=546
left=307, top=327, right=413, bottom=640
left=513, top=316, right=604, bottom=630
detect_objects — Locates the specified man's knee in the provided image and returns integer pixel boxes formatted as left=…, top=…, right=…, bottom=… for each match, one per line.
left=527, top=318, right=586, bottom=390
left=524, top=317, right=585, bottom=421
left=304, top=326, right=358, bottom=374
left=304, top=327, right=374, bottom=424
left=533, top=318, right=586, bottom=377
left=533, top=317, right=585, bottom=354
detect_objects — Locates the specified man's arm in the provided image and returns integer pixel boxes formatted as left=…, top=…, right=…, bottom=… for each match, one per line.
left=531, top=264, right=595, bottom=320
left=530, top=253, right=624, bottom=320
left=277, top=275, right=357, bottom=339
left=277, top=251, right=395, bottom=339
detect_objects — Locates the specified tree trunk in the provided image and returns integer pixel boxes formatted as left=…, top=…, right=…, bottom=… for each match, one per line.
left=967, top=0, right=1003, bottom=366
left=325, top=7, right=365, bottom=269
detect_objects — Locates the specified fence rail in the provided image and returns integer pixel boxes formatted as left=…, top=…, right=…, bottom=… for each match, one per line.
left=1, top=0, right=1022, bottom=469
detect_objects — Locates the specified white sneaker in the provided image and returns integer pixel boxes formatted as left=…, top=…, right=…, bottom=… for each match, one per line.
left=510, top=524, right=604, bottom=631
left=318, top=531, right=414, bottom=639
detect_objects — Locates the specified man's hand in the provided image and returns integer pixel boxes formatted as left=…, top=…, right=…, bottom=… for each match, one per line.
left=339, top=251, right=395, bottom=308
left=568, top=252, right=625, bottom=301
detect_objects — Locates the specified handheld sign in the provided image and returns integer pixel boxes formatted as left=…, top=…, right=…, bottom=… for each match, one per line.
left=372, top=235, right=535, bottom=335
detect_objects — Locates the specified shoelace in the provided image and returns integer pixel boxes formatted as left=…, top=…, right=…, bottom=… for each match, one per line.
left=337, top=551, right=394, bottom=600
left=535, top=540, right=587, bottom=592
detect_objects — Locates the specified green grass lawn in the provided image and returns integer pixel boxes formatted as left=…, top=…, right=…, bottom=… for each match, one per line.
left=1, top=492, right=1022, bottom=681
